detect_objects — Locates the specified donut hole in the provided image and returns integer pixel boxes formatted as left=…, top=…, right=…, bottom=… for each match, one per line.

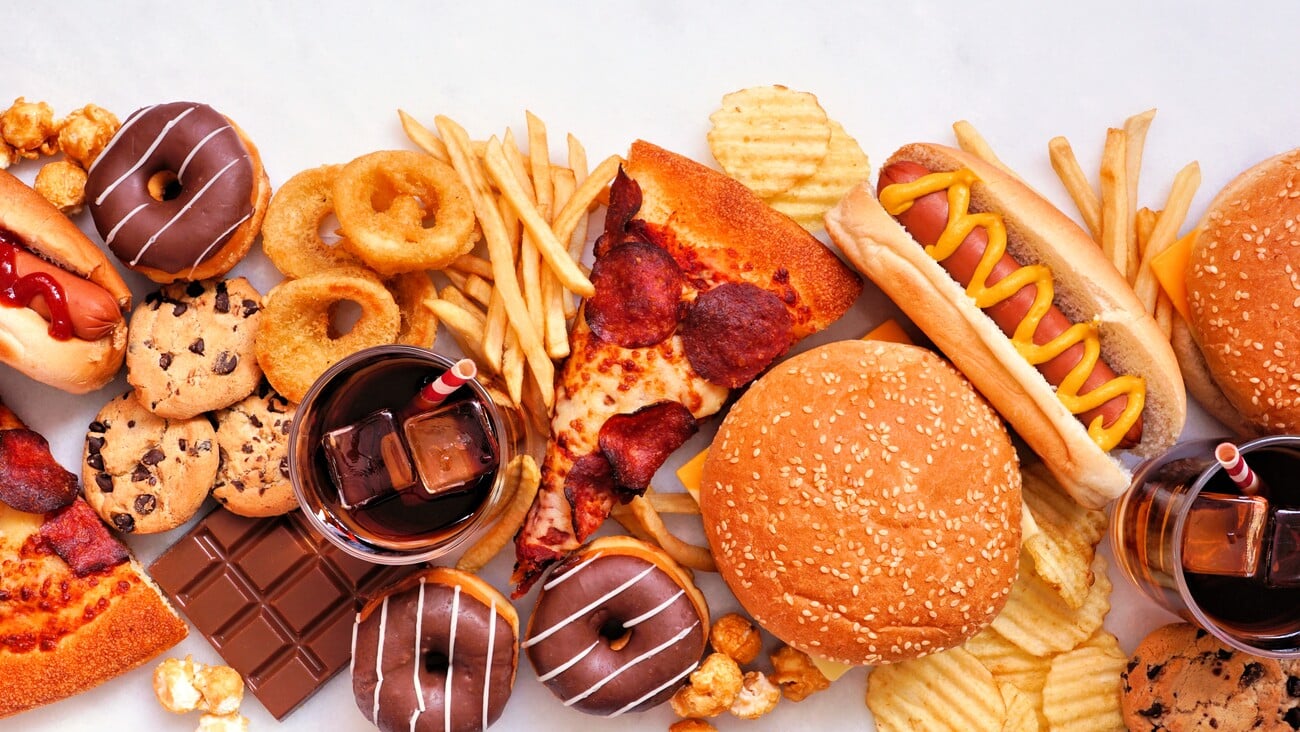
left=328, top=299, right=363, bottom=339
left=599, top=618, right=632, bottom=652
left=147, top=170, right=182, bottom=202
left=317, top=212, right=343, bottom=247
left=424, top=649, right=450, bottom=674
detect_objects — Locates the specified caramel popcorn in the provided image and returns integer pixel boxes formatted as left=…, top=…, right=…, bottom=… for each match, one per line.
left=668, top=720, right=718, bottom=732
left=196, top=713, right=249, bottom=732
left=1, top=98, right=58, bottom=159
left=769, top=645, right=830, bottom=702
left=34, top=160, right=87, bottom=213
left=709, top=612, right=762, bottom=664
left=0, top=139, right=15, bottom=169
left=730, top=670, right=780, bottom=719
left=670, top=652, right=743, bottom=719
left=153, top=655, right=245, bottom=716
left=57, top=104, right=119, bottom=169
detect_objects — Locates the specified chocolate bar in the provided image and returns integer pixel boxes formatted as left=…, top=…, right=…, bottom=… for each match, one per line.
left=149, top=509, right=416, bottom=719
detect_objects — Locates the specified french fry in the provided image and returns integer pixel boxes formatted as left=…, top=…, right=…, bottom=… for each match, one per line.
left=544, top=166, right=576, bottom=359
left=483, top=137, right=594, bottom=297
left=566, top=134, right=590, bottom=259
left=482, top=289, right=508, bottom=373
left=449, top=253, right=495, bottom=280
left=553, top=154, right=621, bottom=248
left=1134, top=161, right=1201, bottom=313
left=455, top=455, right=541, bottom=573
left=443, top=270, right=493, bottom=309
left=1134, top=207, right=1159, bottom=258
left=1048, top=136, right=1103, bottom=243
left=1099, top=128, right=1130, bottom=279
left=625, top=494, right=715, bottom=572
left=435, top=116, right=555, bottom=407
left=646, top=489, right=701, bottom=515
left=437, top=286, right=487, bottom=323
left=527, top=111, right=553, bottom=220
left=424, top=295, right=491, bottom=371
left=396, top=109, right=451, bottom=164
left=1122, top=110, right=1156, bottom=279
left=1156, top=292, right=1174, bottom=340
left=953, top=120, right=1021, bottom=182
left=502, top=329, right=525, bottom=406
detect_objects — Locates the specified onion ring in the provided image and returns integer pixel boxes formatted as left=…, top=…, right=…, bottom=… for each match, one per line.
left=261, top=164, right=363, bottom=278
left=386, top=270, right=438, bottom=347
left=333, top=150, right=476, bottom=275
left=254, top=268, right=400, bottom=402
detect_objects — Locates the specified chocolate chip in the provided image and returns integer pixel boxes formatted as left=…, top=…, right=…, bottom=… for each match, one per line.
left=197, top=439, right=212, bottom=452
left=172, top=302, right=188, bottom=317
left=178, top=438, right=187, bottom=451
left=1138, top=702, right=1164, bottom=718
left=1146, top=663, right=1164, bottom=680
left=86, top=453, right=104, bottom=471
left=188, top=338, right=205, bottom=355
left=279, top=457, right=289, bottom=478
left=1241, top=662, right=1266, bottom=687
left=1125, top=660, right=1139, bottom=674
left=214, top=282, right=230, bottom=313
left=1289, top=676, right=1300, bottom=697
left=111, top=512, right=135, bottom=533
left=141, top=448, right=165, bottom=465
left=232, top=480, right=245, bottom=492
left=87, top=435, right=104, bottom=454
left=159, top=352, right=173, bottom=370
left=95, top=472, right=114, bottom=493
left=186, top=281, right=205, bottom=297
left=241, top=444, right=253, bottom=454
left=248, top=415, right=262, bottom=429
left=242, top=299, right=260, bottom=317
left=1217, top=648, right=1234, bottom=660
left=213, top=352, right=238, bottom=375
left=281, top=420, right=292, bottom=435
left=1285, top=707, right=1300, bottom=729
left=1195, top=628, right=1208, bottom=639
left=134, top=494, right=157, bottom=515
left=268, top=396, right=287, bottom=413
left=127, top=420, right=135, bottom=429
left=88, top=421, right=106, bottom=433
left=131, top=464, right=150, bottom=482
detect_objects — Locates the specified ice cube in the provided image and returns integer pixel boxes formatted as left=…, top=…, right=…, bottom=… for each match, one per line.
left=401, top=399, right=498, bottom=499
left=1266, top=508, right=1300, bottom=587
left=1181, top=492, right=1269, bottom=577
left=322, top=410, right=417, bottom=509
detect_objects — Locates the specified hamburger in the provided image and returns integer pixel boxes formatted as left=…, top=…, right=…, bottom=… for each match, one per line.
left=698, top=339, right=1022, bottom=666
left=1176, top=148, right=1300, bottom=436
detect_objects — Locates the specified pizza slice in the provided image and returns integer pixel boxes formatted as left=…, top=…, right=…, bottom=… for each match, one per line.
left=512, top=141, right=862, bottom=594
left=0, top=400, right=188, bottom=718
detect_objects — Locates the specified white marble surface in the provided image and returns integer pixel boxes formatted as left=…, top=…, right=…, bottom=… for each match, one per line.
left=3, top=1, right=1298, bottom=729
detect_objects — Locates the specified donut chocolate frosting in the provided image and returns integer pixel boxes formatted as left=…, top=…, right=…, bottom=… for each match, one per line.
left=352, top=576, right=518, bottom=732
left=524, top=552, right=706, bottom=717
left=86, top=101, right=255, bottom=275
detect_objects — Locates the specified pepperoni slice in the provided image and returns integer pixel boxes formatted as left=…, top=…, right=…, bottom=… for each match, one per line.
left=681, top=282, right=794, bottom=388
left=563, top=452, right=618, bottom=544
left=0, top=428, right=78, bottom=513
left=585, top=241, right=684, bottom=348
left=598, top=401, right=698, bottom=494
left=593, top=167, right=643, bottom=259
left=39, top=499, right=129, bottom=576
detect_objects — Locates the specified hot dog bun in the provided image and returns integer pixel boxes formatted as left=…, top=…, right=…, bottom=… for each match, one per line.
left=826, top=143, right=1185, bottom=508
left=0, top=170, right=129, bottom=393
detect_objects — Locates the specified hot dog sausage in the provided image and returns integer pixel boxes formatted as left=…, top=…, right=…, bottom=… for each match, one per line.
left=0, top=235, right=123, bottom=341
left=879, top=161, right=1142, bottom=448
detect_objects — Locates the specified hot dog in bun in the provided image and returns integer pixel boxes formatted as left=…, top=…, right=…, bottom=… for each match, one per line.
left=0, top=169, right=130, bottom=393
left=826, top=143, right=1185, bottom=508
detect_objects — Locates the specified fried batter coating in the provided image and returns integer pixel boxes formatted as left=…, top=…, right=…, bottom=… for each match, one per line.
left=1, top=97, right=58, bottom=158
left=34, top=160, right=87, bottom=213
left=769, top=645, right=830, bottom=702
left=57, top=104, right=120, bottom=169
left=709, top=612, right=762, bottom=664
left=670, top=652, right=743, bottom=719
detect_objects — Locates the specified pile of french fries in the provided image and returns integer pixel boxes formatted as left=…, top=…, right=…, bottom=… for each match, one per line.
left=397, top=111, right=714, bottom=575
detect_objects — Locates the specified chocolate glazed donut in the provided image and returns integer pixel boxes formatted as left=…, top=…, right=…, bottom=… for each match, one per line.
left=352, top=568, right=519, bottom=732
left=524, top=536, right=709, bottom=717
left=86, top=101, right=263, bottom=280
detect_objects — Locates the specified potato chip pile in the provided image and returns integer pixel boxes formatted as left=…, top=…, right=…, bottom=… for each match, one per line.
left=706, top=86, right=870, bottom=232
left=866, top=463, right=1125, bottom=731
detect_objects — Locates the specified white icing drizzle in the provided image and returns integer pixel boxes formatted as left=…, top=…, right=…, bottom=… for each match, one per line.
left=543, top=552, right=602, bottom=591
left=445, top=586, right=461, bottom=732
left=562, top=621, right=699, bottom=707
left=522, top=565, right=657, bottom=649
left=481, top=596, right=496, bottom=732
left=373, top=597, right=390, bottom=722
left=412, top=578, right=427, bottom=714
left=349, top=612, right=360, bottom=676
left=605, top=660, right=700, bottom=718
left=86, top=104, right=156, bottom=177
left=183, top=211, right=251, bottom=277
left=408, top=709, right=420, bottom=732
left=177, top=124, right=232, bottom=181
left=130, top=156, right=241, bottom=266
left=94, top=105, right=197, bottom=206
left=623, top=589, right=685, bottom=628
left=536, top=640, right=599, bottom=683
left=103, top=202, right=149, bottom=247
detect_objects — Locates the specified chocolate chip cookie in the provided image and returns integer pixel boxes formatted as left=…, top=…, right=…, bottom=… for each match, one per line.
left=212, top=381, right=297, bottom=517
left=127, top=277, right=263, bottom=419
left=83, top=391, right=218, bottom=534
left=1122, top=622, right=1287, bottom=731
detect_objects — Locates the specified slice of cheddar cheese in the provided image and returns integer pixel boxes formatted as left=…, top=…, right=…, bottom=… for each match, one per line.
left=1151, top=231, right=1197, bottom=322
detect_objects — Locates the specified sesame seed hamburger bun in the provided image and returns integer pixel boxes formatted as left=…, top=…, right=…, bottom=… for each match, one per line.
left=1184, top=148, right=1300, bottom=434
left=699, top=340, right=1022, bottom=666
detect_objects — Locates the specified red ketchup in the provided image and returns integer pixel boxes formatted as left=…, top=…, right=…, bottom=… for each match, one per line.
left=0, top=230, right=73, bottom=341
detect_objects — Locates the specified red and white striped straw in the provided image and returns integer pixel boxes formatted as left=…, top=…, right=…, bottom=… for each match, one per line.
left=1215, top=442, right=1261, bottom=495
left=412, top=358, right=477, bottom=411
